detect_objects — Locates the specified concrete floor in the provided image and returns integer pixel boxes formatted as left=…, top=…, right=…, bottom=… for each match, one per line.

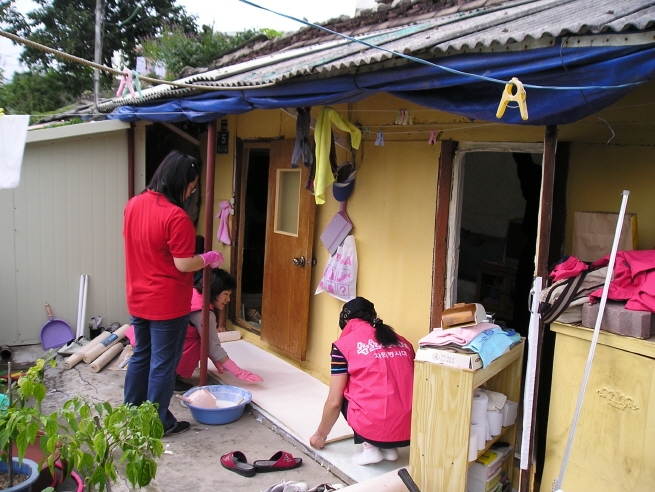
left=7, top=344, right=348, bottom=492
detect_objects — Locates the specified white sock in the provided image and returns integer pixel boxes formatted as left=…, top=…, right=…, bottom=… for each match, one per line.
left=352, top=442, right=383, bottom=465
left=381, top=448, right=398, bottom=461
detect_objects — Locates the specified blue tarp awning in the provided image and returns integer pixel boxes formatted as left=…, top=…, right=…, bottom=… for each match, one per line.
left=110, top=42, right=655, bottom=126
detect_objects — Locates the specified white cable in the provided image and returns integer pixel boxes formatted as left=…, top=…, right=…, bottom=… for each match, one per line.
left=553, top=190, right=630, bottom=492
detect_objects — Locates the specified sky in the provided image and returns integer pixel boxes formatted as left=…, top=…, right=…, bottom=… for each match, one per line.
left=0, top=0, right=360, bottom=80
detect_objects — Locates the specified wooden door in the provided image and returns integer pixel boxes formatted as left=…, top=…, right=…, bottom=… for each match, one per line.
left=260, top=139, right=316, bottom=360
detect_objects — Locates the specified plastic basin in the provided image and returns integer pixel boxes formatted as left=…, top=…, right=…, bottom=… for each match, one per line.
left=183, top=385, right=252, bottom=425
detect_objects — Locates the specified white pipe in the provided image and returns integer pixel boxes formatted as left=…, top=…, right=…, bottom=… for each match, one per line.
left=77, top=275, right=85, bottom=339
left=520, top=276, right=542, bottom=470
left=79, top=275, right=89, bottom=339
left=553, top=190, right=630, bottom=492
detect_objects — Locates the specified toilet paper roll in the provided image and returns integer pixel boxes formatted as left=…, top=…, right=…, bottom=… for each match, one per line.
left=471, top=390, right=489, bottom=425
left=471, top=422, right=485, bottom=450
left=487, top=409, right=503, bottom=436
left=468, top=434, right=478, bottom=461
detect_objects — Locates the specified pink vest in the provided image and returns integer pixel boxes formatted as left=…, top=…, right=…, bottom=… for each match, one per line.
left=176, top=290, right=206, bottom=378
left=333, top=319, right=415, bottom=443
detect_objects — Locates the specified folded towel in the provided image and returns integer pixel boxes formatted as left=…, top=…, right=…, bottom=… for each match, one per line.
left=463, top=327, right=513, bottom=367
left=418, top=322, right=499, bottom=348
left=482, top=389, right=507, bottom=411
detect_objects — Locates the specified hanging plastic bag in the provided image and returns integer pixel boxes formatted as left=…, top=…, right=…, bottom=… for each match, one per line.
left=315, top=235, right=358, bottom=302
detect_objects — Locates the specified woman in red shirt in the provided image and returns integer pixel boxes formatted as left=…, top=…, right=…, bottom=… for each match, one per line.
left=123, top=150, right=223, bottom=436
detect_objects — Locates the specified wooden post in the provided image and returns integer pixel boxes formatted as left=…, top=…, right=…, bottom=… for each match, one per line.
left=431, top=140, right=457, bottom=330
left=519, top=124, right=557, bottom=492
left=199, top=121, right=217, bottom=387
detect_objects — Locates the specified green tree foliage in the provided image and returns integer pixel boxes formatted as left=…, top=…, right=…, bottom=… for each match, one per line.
left=141, top=25, right=281, bottom=79
left=4, top=0, right=196, bottom=93
left=1, top=69, right=82, bottom=116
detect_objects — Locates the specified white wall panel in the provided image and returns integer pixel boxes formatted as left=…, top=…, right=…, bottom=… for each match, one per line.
left=1, top=128, right=129, bottom=345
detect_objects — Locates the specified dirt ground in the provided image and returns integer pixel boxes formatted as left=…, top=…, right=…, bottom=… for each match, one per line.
left=10, top=344, right=347, bottom=492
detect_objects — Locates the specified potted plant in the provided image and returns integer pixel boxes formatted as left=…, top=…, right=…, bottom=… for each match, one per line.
left=0, top=355, right=56, bottom=491
left=41, top=397, right=164, bottom=492
left=2, top=355, right=164, bottom=492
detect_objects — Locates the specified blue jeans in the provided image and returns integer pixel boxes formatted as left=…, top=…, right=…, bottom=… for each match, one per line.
left=124, top=315, right=189, bottom=432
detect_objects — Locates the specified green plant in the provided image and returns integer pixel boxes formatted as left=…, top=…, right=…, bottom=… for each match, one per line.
left=41, top=398, right=164, bottom=492
left=1, top=355, right=164, bottom=491
left=0, top=354, right=55, bottom=489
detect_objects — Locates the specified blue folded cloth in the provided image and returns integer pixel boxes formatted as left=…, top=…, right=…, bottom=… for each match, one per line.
left=463, top=327, right=514, bottom=367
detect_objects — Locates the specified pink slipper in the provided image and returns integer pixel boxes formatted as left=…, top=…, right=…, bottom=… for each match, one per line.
left=220, top=451, right=256, bottom=477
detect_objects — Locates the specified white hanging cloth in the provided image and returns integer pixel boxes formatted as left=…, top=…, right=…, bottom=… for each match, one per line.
left=0, top=115, right=30, bottom=189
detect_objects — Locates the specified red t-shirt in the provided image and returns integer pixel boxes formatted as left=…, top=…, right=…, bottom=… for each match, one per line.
left=123, top=190, right=196, bottom=319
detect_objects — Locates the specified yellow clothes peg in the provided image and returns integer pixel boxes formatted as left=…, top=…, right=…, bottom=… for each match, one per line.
left=496, top=77, right=528, bottom=121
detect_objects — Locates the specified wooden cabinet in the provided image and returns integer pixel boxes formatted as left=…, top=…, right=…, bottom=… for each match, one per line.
left=409, top=341, right=524, bottom=492
left=541, top=323, right=655, bottom=492
left=475, top=261, right=516, bottom=322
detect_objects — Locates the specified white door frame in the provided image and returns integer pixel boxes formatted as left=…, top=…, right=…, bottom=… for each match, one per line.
left=444, top=142, right=545, bottom=309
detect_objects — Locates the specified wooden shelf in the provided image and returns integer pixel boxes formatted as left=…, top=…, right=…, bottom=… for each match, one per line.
left=409, top=341, right=524, bottom=492
left=469, top=425, right=514, bottom=466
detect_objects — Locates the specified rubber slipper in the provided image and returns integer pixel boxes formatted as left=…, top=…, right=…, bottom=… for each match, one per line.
left=253, top=451, right=302, bottom=473
left=220, top=451, right=256, bottom=477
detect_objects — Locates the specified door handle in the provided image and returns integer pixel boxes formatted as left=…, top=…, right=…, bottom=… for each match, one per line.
left=292, top=256, right=306, bottom=267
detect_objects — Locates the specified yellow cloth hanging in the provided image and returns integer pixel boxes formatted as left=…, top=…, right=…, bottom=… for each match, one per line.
left=313, top=107, right=361, bottom=205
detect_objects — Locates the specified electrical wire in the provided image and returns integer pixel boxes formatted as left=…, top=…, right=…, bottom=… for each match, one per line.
left=0, top=28, right=275, bottom=92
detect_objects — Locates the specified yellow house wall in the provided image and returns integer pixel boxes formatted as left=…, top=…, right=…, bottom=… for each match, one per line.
left=197, top=91, right=655, bottom=383
left=565, top=144, right=655, bottom=254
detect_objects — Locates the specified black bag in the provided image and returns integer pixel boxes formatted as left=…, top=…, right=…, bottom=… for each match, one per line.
left=539, top=267, right=607, bottom=324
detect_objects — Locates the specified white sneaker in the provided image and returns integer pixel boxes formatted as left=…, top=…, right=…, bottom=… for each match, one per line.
left=381, top=448, right=399, bottom=461
left=283, top=482, right=308, bottom=492
left=57, top=336, right=90, bottom=356
left=352, top=442, right=383, bottom=465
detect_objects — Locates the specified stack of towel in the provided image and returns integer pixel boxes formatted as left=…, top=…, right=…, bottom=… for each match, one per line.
left=418, top=321, right=521, bottom=368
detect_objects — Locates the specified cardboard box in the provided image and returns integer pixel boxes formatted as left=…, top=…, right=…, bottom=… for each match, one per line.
left=415, top=346, right=483, bottom=370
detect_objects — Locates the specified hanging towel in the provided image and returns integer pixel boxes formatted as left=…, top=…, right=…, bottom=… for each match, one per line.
left=313, top=107, right=361, bottom=205
left=216, top=200, right=232, bottom=245
left=291, top=107, right=313, bottom=168
left=0, top=115, right=30, bottom=189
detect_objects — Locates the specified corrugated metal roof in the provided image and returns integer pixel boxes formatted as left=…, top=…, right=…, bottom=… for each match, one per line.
left=99, top=0, right=655, bottom=112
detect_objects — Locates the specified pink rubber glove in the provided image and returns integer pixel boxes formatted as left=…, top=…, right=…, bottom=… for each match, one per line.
left=222, top=359, right=263, bottom=382
left=198, top=251, right=224, bottom=268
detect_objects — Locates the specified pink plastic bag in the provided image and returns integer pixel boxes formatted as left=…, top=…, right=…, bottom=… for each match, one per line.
left=315, top=235, right=358, bottom=302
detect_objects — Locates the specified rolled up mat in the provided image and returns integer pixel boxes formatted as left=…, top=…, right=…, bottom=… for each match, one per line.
left=83, top=324, right=129, bottom=364
left=89, top=343, right=124, bottom=373
left=63, top=331, right=112, bottom=370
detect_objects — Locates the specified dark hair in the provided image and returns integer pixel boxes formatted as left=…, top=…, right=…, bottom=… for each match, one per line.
left=147, top=150, right=199, bottom=207
left=339, top=297, right=400, bottom=347
left=195, top=269, right=236, bottom=303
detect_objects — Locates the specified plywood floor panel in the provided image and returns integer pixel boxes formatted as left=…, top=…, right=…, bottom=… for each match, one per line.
left=208, top=340, right=354, bottom=443
left=205, top=340, right=410, bottom=485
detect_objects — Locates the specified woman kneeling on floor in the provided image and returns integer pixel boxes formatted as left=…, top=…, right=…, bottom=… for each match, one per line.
left=310, top=297, right=415, bottom=465
left=175, top=268, right=263, bottom=389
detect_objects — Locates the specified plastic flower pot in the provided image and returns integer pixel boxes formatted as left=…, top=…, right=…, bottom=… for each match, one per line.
left=0, top=458, right=40, bottom=492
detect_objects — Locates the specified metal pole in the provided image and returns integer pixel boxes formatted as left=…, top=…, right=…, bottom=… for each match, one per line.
left=93, top=0, right=103, bottom=113
left=200, top=122, right=217, bottom=386
left=553, top=190, right=630, bottom=492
